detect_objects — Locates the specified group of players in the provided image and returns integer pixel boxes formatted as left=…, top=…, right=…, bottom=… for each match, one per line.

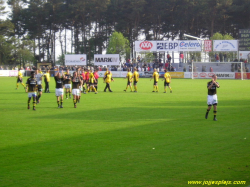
left=18, top=67, right=173, bottom=110
left=123, top=67, right=173, bottom=93
left=17, top=67, right=220, bottom=121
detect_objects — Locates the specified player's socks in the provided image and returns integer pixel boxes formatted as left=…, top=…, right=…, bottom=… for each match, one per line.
left=28, top=99, right=30, bottom=109
left=130, top=86, right=133, bottom=92
left=95, top=86, right=98, bottom=91
left=57, top=101, right=60, bottom=107
left=205, top=109, right=210, bottom=119
left=16, top=83, right=19, bottom=89
left=21, top=83, right=25, bottom=88
left=170, top=88, right=172, bottom=93
left=69, top=93, right=71, bottom=98
left=60, top=99, right=63, bottom=108
left=156, top=86, right=159, bottom=92
left=213, top=111, right=217, bottom=121
left=153, top=85, right=155, bottom=91
left=33, top=100, right=36, bottom=110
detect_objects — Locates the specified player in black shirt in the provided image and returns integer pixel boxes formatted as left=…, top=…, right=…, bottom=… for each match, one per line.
left=54, top=72, right=65, bottom=108
left=64, top=69, right=72, bottom=99
left=205, top=75, right=220, bottom=121
left=26, top=71, right=38, bottom=110
left=72, top=71, right=82, bottom=108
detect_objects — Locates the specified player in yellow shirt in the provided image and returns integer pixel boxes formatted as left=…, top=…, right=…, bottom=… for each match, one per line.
left=16, top=69, right=26, bottom=89
left=150, top=68, right=159, bottom=92
left=131, top=67, right=139, bottom=92
left=162, top=69, right=172, bottom=93
left=103, top=70, right=114, bottom=92
left=87, top=70, right=97, bottom=94
left=124, top=68, right=133, bottom=92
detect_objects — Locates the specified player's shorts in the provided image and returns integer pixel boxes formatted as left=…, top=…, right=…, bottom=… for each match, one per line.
left=207, top=94, right=218, bottom=106
left=89, top=81, right=94, bottom=86
left=17, top=78, right=22, bottom=83
left=55, top=88, right=64, bottom=96
left=37, top=85, right=43, bottom=92
left=164, top=81, right=170, bottom=86
left=133, top=81, right=137, bottom=85
left=127, top=81, right=132, bottom=85
left=79, top=86, right=83, bottom=91
left=154, top=80, right=158, bottom=85
left=72, top=88, right=80, bottom=96
left=28, top=92, right=37, bottom=98
left=65, top=84, right=71, bottom=89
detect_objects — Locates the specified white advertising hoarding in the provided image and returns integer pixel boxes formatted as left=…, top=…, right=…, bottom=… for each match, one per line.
left=239, top=51, right=250, bottom=59
left=178, top=40, right=202, bottom=51
left=135, top=41, right=157, bottom=52
left=156, top=41, right=179, bottom=51
left=65, top=54, right=87, bottom=66
left=0, top=70, right=18, bottom=77
left=94, top=54, right=120, bottom=66
left=213, top=40, right=238, bottom=51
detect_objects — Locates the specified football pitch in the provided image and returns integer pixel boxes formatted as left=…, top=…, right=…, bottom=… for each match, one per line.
left=0, top=77, right=249, bottom=187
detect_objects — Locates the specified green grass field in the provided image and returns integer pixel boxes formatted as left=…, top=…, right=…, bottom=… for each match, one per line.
left=0, top=77, right=249, bottom=187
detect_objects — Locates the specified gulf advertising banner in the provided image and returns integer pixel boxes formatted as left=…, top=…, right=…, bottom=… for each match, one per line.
left=235, top=72, right=249, bottom=79
left=135, top=41, right=157, bottom=52
left=94, top=54, right=120, bottom=66
left=169, top=72, right=184, bottom=78
left=65, top=54, right=87, bottom=66
left=178, top=40, right=202, bottom=51
left=213, top=40, right=238, bottom=51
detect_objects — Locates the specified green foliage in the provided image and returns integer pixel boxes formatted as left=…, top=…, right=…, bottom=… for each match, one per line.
left=107, top=31, right=130, bottom=59
left=210, top=32, right=234, bottom=40
left=0, top=77, right=249, bottom=186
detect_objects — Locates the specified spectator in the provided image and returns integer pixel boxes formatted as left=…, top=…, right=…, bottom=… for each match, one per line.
left=180, top=52, right=184, bottom=63
left=167, top=53, right=171, bottom=63
left=215, top=54, right=220, bottom=62
left=219, top=53, right=223, bottom=62
left=223, top=53, right=227, bottom=62
left=244, top=59, right=247, bottom=68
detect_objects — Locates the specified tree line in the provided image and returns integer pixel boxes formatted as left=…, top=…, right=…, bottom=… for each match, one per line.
left=0, top=0, right=249, bottom=67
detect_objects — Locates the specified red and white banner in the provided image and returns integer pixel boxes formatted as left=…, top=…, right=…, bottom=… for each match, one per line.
left=204, top=40, right=212, bottom=52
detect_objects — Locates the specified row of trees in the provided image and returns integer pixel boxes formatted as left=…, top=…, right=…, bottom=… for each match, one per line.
left=1, top=0, right=250, bottom=66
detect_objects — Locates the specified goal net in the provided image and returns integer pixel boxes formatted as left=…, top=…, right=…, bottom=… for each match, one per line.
left=191, top=62, right=246, bottom=80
